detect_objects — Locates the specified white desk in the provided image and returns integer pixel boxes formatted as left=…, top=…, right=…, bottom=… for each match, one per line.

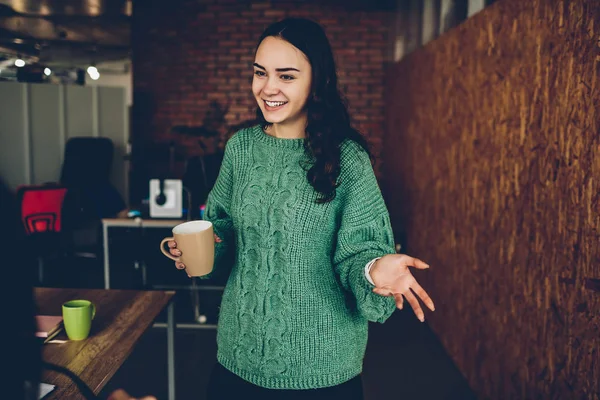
left=101, top=218, right=183, bottom=289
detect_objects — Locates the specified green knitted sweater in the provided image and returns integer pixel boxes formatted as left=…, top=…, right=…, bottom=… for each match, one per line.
left=202, top=125, right=397, bottom=389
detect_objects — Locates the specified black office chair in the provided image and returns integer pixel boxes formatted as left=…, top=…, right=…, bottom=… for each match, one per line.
left=60, top=137, right=126, bottom=221
left=59, top=137, right=127, bottom=287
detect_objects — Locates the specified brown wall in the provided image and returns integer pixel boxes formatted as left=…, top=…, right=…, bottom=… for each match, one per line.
left=132, top=0, right=393, bottom=187
left=383, top=0, right=599, bottom=398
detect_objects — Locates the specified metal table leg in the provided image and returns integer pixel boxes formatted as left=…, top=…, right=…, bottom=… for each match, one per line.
left=37, top=257, right=44, bottom=285
left=103, top=223, right=110, bottom=289
left=167, top=301, right=176, bottom=400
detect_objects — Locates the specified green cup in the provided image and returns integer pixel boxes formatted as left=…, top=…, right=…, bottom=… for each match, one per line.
left=62, top=299, right=96, bottom=341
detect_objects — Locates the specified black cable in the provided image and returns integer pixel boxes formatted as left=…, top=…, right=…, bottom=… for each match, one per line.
left=42, top=361, right=99, bottom=400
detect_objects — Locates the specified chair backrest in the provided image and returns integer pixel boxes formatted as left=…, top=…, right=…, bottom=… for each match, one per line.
left=60, top=137, right=114, bottom=187
left=16, top=185, right=68, bottom=235
left=59, top=137, right=126, bottom=221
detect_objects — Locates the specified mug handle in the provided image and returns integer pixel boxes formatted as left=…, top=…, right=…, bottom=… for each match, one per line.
left=160, top=237, right=179, bottom=262
left=91, top=303, right=96, bottom=320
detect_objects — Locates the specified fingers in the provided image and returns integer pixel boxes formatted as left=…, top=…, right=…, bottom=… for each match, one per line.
left=214, top=233, right=222, bottom=243
left=411, top=281, right=435, bottom=311
left=175, top=262, right=191, bottom=278
left=393, top=293, right=404, bottom=310
left=168, top=240, right=181, bottom=257
left=403, top=290, right=425, bottom=322
left=372, top=286, right=394, bottom=296
left=373, top=287, right=407, bottom=314
left=373, top=284, right=433, bottom=321
left=175, top=262, right=192, bottom=278
left=403, top=255, right=430, bottom=270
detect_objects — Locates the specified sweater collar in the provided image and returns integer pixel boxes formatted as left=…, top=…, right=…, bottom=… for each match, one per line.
left=252, top=125, right=305, bottom=150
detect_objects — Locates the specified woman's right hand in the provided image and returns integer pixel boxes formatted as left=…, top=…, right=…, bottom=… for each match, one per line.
left=168, top=234, right=222, bottom=275
left=167, top=240, right=185, bottom=271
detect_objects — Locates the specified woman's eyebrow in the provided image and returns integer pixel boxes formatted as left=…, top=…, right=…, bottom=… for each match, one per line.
left=253, top=63, right=300, bottom=72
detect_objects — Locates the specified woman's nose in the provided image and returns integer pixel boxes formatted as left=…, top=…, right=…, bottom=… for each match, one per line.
left=262, top=77, right=279, bottom=95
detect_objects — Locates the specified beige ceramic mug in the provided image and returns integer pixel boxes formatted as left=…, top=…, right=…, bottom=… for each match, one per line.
left=160, top=220, right=214, bottom=277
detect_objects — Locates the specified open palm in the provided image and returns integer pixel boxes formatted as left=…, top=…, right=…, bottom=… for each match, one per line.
left=370, top=254, right=435, bottom=322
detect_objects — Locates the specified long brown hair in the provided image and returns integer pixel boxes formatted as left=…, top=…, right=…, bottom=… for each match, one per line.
left=255, top=18, right=371, bottom=203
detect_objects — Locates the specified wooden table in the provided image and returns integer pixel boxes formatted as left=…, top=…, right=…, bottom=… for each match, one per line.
left=35, top=288, right=176, bottom=400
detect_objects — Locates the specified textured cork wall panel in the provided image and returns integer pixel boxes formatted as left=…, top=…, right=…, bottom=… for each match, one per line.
left=383, top=0, right=599, bottom=398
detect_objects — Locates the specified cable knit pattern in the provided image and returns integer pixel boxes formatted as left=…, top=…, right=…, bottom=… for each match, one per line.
left=201, top=125, right=397, bottom=389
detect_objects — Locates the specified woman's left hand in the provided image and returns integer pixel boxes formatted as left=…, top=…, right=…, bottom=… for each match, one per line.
left=370, top=254, right=435, bottom=322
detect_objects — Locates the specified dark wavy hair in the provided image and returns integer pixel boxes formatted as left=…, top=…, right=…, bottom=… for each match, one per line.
left=255, top=17, right=371, bottom=203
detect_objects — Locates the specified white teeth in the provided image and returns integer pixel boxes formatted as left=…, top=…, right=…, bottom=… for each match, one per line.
left=265, top=100, right=287, bottom=107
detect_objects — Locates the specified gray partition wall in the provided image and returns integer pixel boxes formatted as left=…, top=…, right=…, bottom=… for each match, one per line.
left=0, top=82, right=129, bottom=204
left=30, top=84, right=64, bottom=185
left=0, top=82, right=29, bottom=189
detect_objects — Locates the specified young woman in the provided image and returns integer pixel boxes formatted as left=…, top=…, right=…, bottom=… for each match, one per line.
left=168, top=17, right=435, bottom=399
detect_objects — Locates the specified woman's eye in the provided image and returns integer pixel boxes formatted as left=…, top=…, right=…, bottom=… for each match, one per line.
left=254, top=70, right=266, bottom=77
left=281, top=75, right=295, bottom=81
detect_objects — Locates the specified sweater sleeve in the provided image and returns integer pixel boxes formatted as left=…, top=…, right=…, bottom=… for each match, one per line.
left=199, top=139, right=235, bottom=280
left=333, top=142, right=397, bottom=323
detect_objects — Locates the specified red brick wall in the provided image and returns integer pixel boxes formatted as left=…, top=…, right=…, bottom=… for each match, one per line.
left=132, top=0, right=393, bottom=182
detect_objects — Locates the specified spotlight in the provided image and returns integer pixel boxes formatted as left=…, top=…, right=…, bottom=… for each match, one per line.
left=15, top=59, right=25, bottom=67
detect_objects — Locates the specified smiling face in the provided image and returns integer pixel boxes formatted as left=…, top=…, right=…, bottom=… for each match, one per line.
left=252, top=36, right=312, bottom=128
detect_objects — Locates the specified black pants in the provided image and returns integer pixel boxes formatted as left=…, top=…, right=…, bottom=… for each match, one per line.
left=206, top=363, right=364, bottom=400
